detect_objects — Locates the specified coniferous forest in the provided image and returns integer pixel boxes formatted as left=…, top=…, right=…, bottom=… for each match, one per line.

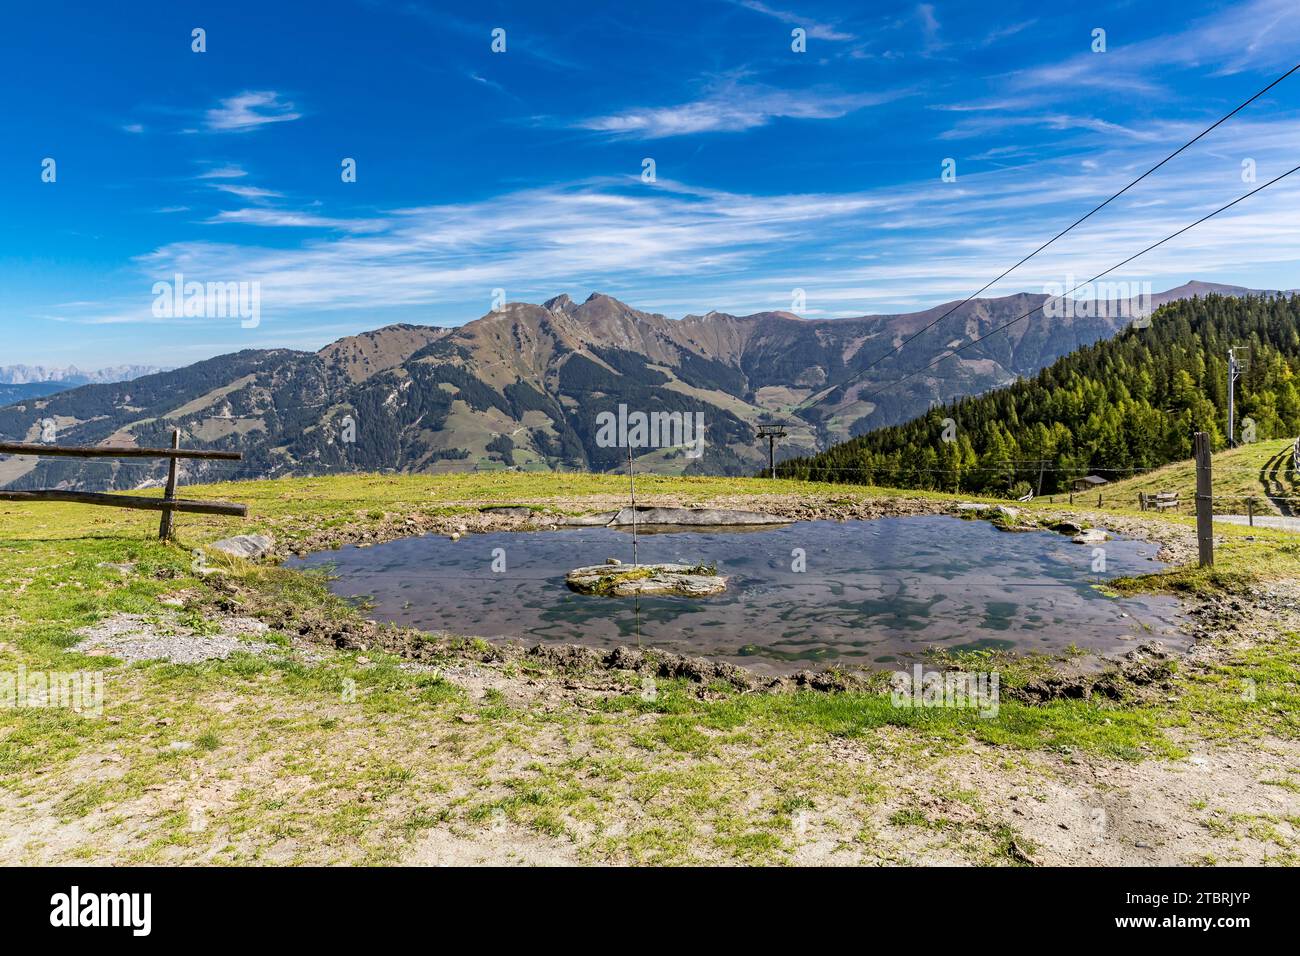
left=777, top=294, right=1300, bottom=496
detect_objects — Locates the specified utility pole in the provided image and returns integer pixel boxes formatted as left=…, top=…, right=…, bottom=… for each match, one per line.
left=756, top=424, right=787, bottom=479
left=1227, top=346, right=1248, bottom=446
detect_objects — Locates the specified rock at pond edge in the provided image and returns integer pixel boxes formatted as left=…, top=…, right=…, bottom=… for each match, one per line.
left=209, top=533, right=275, bottom=561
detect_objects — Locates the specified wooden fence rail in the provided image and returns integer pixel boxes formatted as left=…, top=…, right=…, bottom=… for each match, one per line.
left=0, top=441, right=241, bottom=460
left=0, top=431, right=246, bottom=539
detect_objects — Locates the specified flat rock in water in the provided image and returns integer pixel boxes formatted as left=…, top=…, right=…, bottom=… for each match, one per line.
left=1072, top=528, right=1110, bottom=544
left=560, top=511, right=620, bottom=526
left=566, top=563, right=727, bottom=597
left=209, top=533, right=275, bottom=561
left=608, top=506, right=786, bottom=527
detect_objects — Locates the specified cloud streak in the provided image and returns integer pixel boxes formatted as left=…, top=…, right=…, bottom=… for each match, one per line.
left=728, top=1, right=855, bottom=41
left=573, top=80, right=906, bottom=138
left=204, top=91, right=302, bottom=132
left=49, top=112, right=1300, bottom=334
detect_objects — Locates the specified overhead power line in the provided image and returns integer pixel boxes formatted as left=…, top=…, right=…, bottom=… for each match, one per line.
left=851, top=62, right=1300, bottom=379
left=861, top=163, right=1300, bottom=404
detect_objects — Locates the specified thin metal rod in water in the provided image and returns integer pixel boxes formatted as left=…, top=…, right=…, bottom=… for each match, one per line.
left=627, top=445, right=638, bottom=567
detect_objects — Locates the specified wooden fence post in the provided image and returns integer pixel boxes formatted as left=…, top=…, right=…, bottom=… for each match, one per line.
left=1248, top=497, right=1255, bottom=527
left=1194, top=431, right=1214, bottom=567
left=158, top=428, right=181, bottom=540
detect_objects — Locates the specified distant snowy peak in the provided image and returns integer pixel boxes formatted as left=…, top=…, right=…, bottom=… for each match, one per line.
left=0, top=364, right=168, bottom=385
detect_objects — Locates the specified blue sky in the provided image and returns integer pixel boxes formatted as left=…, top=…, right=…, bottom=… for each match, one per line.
left=3, top=0, right=1299, bottom=368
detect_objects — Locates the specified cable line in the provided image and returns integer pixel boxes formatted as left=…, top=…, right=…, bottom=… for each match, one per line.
left=861, top=163, right=1300, bottom=403
left=851, top=63, right=1300, bottom=378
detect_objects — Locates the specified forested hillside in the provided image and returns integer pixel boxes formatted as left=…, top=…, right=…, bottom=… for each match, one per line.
left=777, top=294, right=1300, bottom=496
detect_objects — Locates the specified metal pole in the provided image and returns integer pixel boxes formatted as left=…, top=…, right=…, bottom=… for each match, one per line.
left=1194, top=431, right=1214, bottom=567
left=756, top=426, right=785, bottom=480
left=158, top=428, right=180, bottom=540
left=1228, top=351, right=1236, bottom=447
left=627, top=445, right=637, bottom=567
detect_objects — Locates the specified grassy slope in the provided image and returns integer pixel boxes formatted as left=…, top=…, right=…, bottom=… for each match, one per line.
left=1087, top=438, right=1298, bottom=515
left=1, top=472, right=1298, bottom=864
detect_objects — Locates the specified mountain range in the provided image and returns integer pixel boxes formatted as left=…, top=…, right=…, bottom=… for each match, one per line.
left=0, top=364, right=167, bottom=386
left=779, top=291, right=1300, bottom=494
left=0, top=366, right=169, bottom=413
left=0, top=280, right=1278, bottom=491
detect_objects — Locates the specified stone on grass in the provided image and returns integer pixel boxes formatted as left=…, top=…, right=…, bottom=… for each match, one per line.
left=209, top=533, right=275, bottom=561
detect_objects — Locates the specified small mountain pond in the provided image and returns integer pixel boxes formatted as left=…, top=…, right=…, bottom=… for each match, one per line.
left=287, top=515, right=1186, bottom=675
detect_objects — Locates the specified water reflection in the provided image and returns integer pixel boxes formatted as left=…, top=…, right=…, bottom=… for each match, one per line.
left=288, top=516, right=1186, bottom=675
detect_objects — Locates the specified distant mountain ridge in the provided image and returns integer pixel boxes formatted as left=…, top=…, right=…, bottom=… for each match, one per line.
left=0, top=382, right=71, bottom=407
left=778, top=291, right=1300, bottom=495
left=0, top=281, right=1282, bottom=491
left=0, top=364, right=167, bottom=385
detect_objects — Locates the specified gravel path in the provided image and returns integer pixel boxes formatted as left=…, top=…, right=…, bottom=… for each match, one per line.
left=1216, top=514, right=1300, bottom=532
left=76, top=613, right=276, bottom=664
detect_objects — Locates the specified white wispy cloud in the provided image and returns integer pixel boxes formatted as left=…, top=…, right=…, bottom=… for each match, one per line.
left=1003, top=0, right=1300, bottom=96
left=47, top=109, right=1295, bottom=333
left=204, top=91, right=301, bottom=132
left=573, top=80, right=906, bottom=138
left=728, top=1, right=854, bottom=41
left=211, top=184, right=284, bottom=201
left=205, top=208, right=386, bottom=231
left=466, top=71, right=494, bottom=88
left=195, top=164, right=248, bottom=180
left=939, top=112, right=1165, bottom=142
left=978, top=20, right=1036, bottom=46
left=916, top=3, right=941, bottom=51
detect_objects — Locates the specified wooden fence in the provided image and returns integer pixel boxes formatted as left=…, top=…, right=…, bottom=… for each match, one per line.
left=0, top=429, right=246, bottom=539
left=1138, top=491, right=1180, bottom=512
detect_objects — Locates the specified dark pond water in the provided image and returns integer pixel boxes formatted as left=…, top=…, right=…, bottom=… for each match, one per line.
left=287, top=516, right=1186, bottom=675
